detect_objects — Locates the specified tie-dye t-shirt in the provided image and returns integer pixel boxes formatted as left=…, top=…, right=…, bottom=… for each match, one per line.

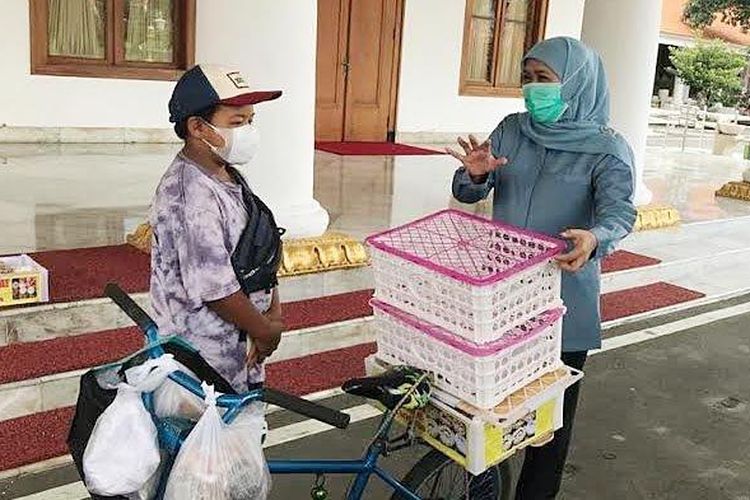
left=150, top=153, right=273, bottom=392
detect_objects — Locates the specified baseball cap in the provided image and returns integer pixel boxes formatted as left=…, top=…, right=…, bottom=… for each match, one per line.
left=169, top=64, right=282, bottom=123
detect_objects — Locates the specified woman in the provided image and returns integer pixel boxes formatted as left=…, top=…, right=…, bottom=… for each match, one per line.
left=449, top=37, right=637, bottom=498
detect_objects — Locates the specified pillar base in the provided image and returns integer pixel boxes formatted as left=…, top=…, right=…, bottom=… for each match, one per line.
left=126, top=222, right=152, bottom=253
left=126, top=224, right=369, bottom=276
left=279, top=232, right=369, bottom=277
left=716, top=181, right=750, bottom=202
left=634, top=205, right=681, bottom=231
left=273, top=199, right=330, bottom=239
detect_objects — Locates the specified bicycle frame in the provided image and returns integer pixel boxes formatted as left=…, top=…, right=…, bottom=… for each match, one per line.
left=269, top=422, right=420, bottom=500
left=142, top=324, right=422, bottom=500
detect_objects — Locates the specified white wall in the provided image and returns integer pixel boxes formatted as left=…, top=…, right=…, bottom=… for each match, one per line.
left=0, top=0, right=173, bottom=128
left=396, top=0, right=586, bottom=138
left=0, top=0, right=327, bottom=237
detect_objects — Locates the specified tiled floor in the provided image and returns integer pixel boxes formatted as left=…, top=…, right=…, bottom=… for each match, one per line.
left=1, top=136, right=749, bottom=254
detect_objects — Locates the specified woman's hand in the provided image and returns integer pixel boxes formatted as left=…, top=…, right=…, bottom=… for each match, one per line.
left=446, top=135, right=508, bottom=181
left=555, top=229, right=598, bottom=272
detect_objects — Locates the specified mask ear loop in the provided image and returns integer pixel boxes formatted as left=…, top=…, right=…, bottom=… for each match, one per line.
left=199, top=117, right=228, bottom=157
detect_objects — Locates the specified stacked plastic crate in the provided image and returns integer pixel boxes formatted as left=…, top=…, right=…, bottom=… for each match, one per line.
left=365, top=209, right=583, bottom=475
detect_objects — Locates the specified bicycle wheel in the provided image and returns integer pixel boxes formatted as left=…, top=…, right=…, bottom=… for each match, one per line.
left=393, top=449, right=511, bottom=500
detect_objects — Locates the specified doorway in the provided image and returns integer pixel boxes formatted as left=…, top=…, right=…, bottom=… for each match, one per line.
left=315, top=0, right=404, bottom=142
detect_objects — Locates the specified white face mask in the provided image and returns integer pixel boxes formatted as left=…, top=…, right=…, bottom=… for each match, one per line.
left=203, top=121, right=260, bottom=165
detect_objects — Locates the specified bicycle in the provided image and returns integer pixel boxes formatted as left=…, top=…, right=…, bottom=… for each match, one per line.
left=98, top=284, right=512, bottom=499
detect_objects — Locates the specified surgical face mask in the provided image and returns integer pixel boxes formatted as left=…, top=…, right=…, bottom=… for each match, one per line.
left=523, top=82, right=568, bottom=124
left=203, top=121, right=260, bottom=165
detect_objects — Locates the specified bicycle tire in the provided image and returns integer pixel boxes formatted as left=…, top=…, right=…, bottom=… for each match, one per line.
left=392, top=449, right=512, bottom=500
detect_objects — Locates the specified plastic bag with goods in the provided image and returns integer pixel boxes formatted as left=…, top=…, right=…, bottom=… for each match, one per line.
left=152, top=360, right=206, bottom=421
left=164, top=383, right=271, bottom=500
left=83, top=354, right=179, bottom=496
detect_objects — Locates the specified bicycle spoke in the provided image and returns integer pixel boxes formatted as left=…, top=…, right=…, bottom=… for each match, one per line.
left=428, top=466, right=444, bottom=498
left=410, top=453, right=501, bottom=500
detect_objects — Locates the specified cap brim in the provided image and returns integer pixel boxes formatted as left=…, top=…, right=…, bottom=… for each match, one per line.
left=220, top=90, right=282, bottom=106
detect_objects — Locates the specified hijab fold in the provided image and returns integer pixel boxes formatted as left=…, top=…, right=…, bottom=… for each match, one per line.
left=519, top=37, right=634, bottom=168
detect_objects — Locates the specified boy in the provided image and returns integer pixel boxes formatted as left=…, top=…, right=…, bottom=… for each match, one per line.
left=150, top=64, right=285, bottom=392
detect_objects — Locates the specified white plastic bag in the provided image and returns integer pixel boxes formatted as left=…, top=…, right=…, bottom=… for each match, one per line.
left=164, top=384, right=271, bottom=500
left=83, top=355, right=179, bottom=496
left=126, top=450, right=166, bottom=500
left=152, top=361, right=206, bottom=421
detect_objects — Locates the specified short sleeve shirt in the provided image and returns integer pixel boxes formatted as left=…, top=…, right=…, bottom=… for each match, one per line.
left=150, top=153, right=272, bottom=392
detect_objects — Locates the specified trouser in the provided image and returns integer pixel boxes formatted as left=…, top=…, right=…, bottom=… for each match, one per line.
left=514, top=351, right=588, bottom=499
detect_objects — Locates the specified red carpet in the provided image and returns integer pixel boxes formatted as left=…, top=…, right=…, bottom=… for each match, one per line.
left=283, top=289, right=373, bottom=331
left=0, top=407, right=75, bottom=472
left=0, top=342, right=377, bottom=472
left=266, top=342, right=377, bottom=396
left=315, top=141, right=444, bottom=156
left=0, top=290, right=375, bottom=385
left=601, top=282, right=705, bottom=322
left=28, top=245, right=150, bottom=304
left=0, top=328, right=141, bottom=385
left=601, top=250, right=661, bottom=274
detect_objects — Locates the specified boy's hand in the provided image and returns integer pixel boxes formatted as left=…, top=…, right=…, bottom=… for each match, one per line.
left=247, top=319, right=283, bottom=366
left=264, top=289, right=282, bottom=323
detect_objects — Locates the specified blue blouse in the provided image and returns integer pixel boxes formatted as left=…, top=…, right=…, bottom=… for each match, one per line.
left=453, top=114, right=636, bottom=351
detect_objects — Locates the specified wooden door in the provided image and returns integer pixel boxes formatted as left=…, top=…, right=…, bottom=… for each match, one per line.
left=315, top=0, right=350, bottom=141
left=315, top=0, right=403, bottom=142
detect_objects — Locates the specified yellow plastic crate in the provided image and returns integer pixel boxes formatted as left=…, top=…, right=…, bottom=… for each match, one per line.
left=366, top=355, right=582, bottom=475
left=0, top=255, right=49, bottom=307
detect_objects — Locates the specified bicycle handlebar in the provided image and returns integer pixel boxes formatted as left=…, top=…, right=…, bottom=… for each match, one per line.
left=265, top=388, right=351, bottom=429
left=105, top=283, right=156, bottom=334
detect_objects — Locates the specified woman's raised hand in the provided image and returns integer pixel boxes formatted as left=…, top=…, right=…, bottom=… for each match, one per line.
left=446, top=134, right=508, bottom=180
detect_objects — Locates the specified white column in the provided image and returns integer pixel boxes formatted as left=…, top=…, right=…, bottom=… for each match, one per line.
left=581, top=0, right=662, bottom=206
left=196, top=0, right=329, bottom=238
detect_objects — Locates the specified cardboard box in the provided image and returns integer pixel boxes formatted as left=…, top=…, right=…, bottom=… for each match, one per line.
left=0, top=255, right=49, bottom=307
left=366, top=355, right=582, bottom=475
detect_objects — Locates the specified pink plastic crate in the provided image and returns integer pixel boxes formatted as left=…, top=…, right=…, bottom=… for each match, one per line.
left=366, top=210, right=565, bottom=344
left=372, top=299, right=564, bottom=409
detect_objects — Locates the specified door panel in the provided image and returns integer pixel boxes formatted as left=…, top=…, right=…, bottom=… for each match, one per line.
left=344, top=0, right=398, bottom=142
left=315, top=0, right=349, bottom=141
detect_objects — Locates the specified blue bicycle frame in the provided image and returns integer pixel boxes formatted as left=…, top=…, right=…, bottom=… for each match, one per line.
left=141, top=324, right=421, bottom=500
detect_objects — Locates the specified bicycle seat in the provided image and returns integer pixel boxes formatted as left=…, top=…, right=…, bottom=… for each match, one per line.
left=342, top=366, right=431, bottom=410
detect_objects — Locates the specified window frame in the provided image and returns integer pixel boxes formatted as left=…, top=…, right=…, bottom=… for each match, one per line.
left=29, top=0, right=196, bottom=81
left=459, top=0, right=549, bottom=97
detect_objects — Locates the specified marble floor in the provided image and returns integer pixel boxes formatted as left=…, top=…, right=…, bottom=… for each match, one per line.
left=1, top=139, right=749, bottom=254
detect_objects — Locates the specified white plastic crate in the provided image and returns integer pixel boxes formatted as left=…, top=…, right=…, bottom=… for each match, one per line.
left=372, top=299, right=564, bottom=409
left=366, top=355, right=583, bottom=476
left=366, top=210, right=564, bottom=344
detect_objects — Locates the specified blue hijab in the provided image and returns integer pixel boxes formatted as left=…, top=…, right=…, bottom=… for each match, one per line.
left=519, top=37, right=634, bottom=168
